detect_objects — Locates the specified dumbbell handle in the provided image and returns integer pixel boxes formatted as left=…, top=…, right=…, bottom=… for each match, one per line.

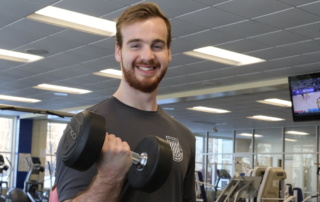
left=132, top=152, right=148, bottom=169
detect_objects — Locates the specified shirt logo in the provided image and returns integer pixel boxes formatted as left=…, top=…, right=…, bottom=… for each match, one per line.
left=166, top=136, right=183, bottom=162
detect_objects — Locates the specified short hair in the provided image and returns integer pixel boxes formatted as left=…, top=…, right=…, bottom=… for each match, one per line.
left=116, top=2, right=171, bottom=48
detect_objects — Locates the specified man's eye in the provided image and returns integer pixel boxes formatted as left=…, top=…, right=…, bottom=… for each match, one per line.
left=153, top=44, right=164, bottom=50
left=131, top=44, right=141, bottom=48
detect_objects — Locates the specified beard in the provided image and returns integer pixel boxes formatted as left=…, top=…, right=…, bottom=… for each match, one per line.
left=121, top=60, right=167, bottom=93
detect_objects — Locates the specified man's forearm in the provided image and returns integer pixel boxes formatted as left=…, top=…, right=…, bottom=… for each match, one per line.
left=70, top=175, right=124, bottom=202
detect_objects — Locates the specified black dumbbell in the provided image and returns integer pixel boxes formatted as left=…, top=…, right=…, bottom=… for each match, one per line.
left=60, top=110, right=173, bottom=193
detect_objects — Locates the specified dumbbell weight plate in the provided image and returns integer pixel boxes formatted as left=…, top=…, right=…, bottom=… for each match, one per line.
left=61, top=110, right=106, bottom=171
left=128, top=136, right=173, bottom=193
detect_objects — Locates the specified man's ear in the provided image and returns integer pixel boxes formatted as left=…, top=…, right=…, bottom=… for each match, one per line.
left=115, top=43, right=121, bottom=62
left=168, top=49, right=172, bottom=63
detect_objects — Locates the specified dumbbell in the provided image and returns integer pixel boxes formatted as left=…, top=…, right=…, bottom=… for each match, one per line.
left=60, top=110, right=173, bottom=193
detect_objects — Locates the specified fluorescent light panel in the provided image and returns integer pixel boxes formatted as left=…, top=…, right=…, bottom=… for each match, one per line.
left=239, top=133, right=263, bottom=138
left=285, top=138, right=297, bottom=142
left=0, top=49, right=43, bottom=63
left=34, top=84, right=91, bottom=94
left=286, top=131, right=309, bottom=135
left=0, top=95, right=41, bottom=103
left=27, top=6, right=116, bottom=36
left=184, top=46, right=265, bottom=66
left=94, top=69, right=122, bottom=79
left=257, top=98, right=292, bottom=107
left=187, top=106, right=230, bottom=113
left=247, top=115, right=284, bottom=121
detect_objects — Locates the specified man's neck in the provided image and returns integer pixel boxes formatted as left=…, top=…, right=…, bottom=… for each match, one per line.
left=113, top=84, right=158, bottom=111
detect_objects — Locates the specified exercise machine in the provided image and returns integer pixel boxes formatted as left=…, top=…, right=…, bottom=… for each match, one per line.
left=195, top=171, right=207, bottom=202
left=0, top=154, right=9, bottom=199
left=214, top=167, right=287, bottom=202
left=24, top=156, right=49, bottom=202
left=215, top=175, right=262, bottom=202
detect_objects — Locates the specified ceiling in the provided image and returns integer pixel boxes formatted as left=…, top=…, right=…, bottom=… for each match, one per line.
left=1, top=0, right=320, bottom=133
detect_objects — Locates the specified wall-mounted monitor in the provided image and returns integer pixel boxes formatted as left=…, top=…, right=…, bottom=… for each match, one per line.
left=288, top=72, right=320, bottom=122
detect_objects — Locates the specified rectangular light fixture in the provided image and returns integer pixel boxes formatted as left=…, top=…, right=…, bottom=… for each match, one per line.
left=285, top=138, right=297, bottom=142
left=34, top=84, right=92, bottom=94
left=247, top=115, right=284, bottom=121
left=0, top=94, right=41, bottom=103
left=257, top=98, right=292, bottom=107
left=184, top=46, right=265, bottom=66
left=239, top=133, right=263, bottom=138
left=286, top=131, right=309, bottom=135
left=0, top=49, right=44, bottom=63
left=27, top=6, right=116, bottom=36
left=187, top=106, right=230, bottom=113
left=94, top=69, right=122, bottom=79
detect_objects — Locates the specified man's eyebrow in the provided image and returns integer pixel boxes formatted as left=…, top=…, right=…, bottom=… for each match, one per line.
left=126, top=38, right=166, bottom=44
left=126, top=39, right=142, bottom=44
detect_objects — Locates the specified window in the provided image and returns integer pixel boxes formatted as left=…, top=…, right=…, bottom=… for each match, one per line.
left=44, top=122, right=67, bottom=189
left=0, top=117, right=14, bottom=188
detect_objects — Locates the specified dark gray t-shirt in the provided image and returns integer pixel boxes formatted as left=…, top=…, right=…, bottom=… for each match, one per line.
left=56, top=97, right=195, bottom=202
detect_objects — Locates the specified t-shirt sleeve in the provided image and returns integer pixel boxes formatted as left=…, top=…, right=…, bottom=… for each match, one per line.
left=55, top=140, right=98, bottom=201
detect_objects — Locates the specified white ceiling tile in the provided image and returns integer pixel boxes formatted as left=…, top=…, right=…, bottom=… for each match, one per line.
left=177, top=7, right=245, bottom=29
left=286, top=22, right=320, bottom=39
left=249, top=47, right=298, bottom=60
left=280, top=39, right=320, bottom=54
left=254, top=8, right=320, bottom=29
left=180, top=29, right=242, bottom=47
left=279, top=0, right=319, bottom=7
left=149, top=0, right=209, bottom=18
left=170, top=18, right=207, bottom=38
left=249, top=30, right=309, bottom=46
left=216, top=20, right=279, bottom=38
left=216, top=0, right=291, bottom=18
left=218, top=38, right=271, bottom=53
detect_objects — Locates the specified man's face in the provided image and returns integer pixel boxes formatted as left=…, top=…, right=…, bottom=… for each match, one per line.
left=115, top=17, right=171, bottom=93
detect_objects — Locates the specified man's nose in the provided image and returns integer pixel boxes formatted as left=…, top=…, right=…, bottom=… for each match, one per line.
left=140, top=47, right=155, bottom=61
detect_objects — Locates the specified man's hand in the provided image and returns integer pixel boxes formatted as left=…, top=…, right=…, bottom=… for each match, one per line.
left=96, top=133, right=132, bottom=182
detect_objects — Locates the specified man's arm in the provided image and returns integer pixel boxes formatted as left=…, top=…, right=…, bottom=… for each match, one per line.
left=62, top=134, right=132, bottom=202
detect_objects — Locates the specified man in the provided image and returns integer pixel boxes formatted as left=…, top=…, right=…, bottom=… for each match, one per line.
left=55, top=2, right=195, bottom=202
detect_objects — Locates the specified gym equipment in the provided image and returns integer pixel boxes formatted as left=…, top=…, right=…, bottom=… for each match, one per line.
left=0, top=154, right=9, bottom=197
left=215, top=169, right=231, bottom=190
left=256, top=167, right=286, bottom=202
left=60, top=110, right=173, bottom=193
left=24, top=157, right=49, bottom=202
left=215, top=175, right=262, bottom=202
left=195, top=171, right=207, bottom=202
left=5, top=188, right=29, bottom=202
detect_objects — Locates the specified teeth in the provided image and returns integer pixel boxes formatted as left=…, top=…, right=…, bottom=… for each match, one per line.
left=138, top=66, right=154, bottom=71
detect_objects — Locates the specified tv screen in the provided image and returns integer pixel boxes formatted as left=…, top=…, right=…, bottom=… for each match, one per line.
left=288, top=72, right=320, bottom=122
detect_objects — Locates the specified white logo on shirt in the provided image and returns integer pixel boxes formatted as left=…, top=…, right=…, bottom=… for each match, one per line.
left=166, top=136, right=183, bottom=162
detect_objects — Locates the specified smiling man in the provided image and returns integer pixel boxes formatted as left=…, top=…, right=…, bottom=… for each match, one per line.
left=55, top=3, right=195, bottom=202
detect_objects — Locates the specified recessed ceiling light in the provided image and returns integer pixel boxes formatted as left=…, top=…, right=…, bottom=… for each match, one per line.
left=187, top=106, right=230, bottom=113
left=285, top=138, right=297, bottom=142
left=93, top=69, right=122, bottom=79
left=247, top=115, right=284, bottom=121
left=0, top=94, right=41, bottom=103
left=54, top=92, right=69, bottom=96
left=257, top=98, right=292, bottom=107
left=34, top=84, right=91, bottom=94
left=0, top=49, right=44, bottom=63
left=184, top=46, right=265, bottom=66
left=27, top=6, right=116, bottom=36
left=239, top=133, right=263, bottom=137
left=286, top=131, right=309, bottom=135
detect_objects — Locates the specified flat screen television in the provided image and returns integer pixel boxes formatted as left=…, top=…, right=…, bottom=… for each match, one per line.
left=288, top=72, right=320, bottom=122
